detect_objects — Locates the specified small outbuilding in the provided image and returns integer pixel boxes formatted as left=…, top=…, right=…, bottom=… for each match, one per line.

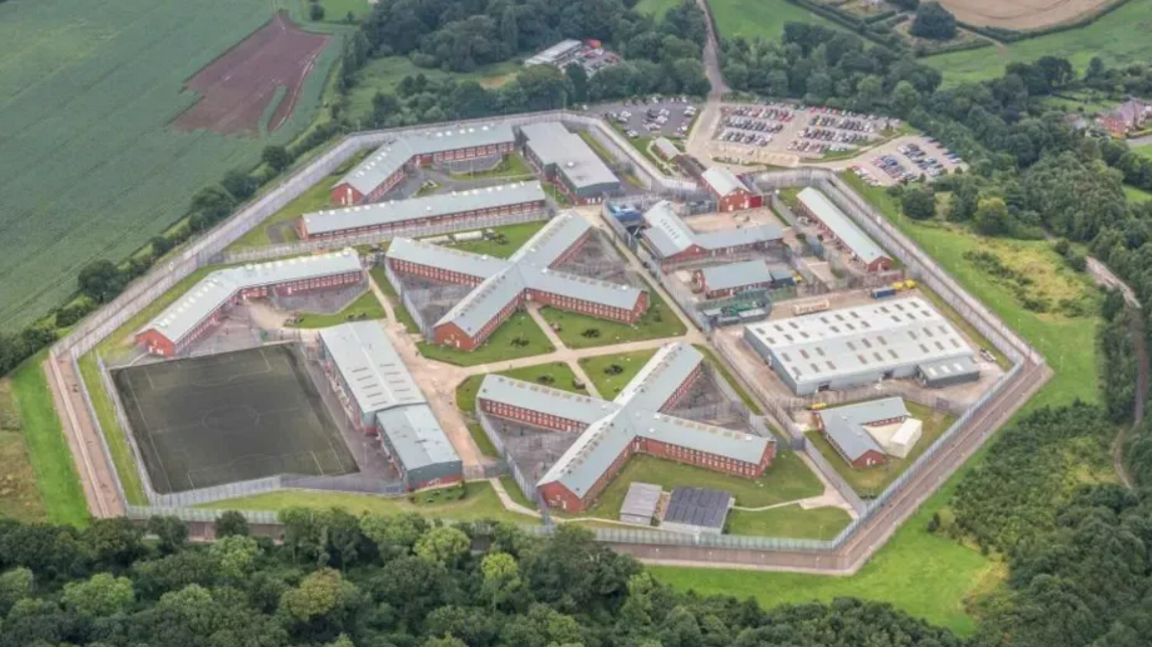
left=660, top=487, right=732, bottom=535
left=619, top=482, right=662, bottom=526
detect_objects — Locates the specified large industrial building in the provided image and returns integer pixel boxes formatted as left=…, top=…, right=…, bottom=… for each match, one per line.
left=298, top=182, right=547, bottom=241
left=476, top=342, right=776, bottom=512
left=520, top=122, right=621, bottom=204
left=136, top=250, right=364, bottom=357
left=386, top=212, right=648, bottom=351
left=642, top=200, right=783, bottom=264
left=794, top=188, right=893, bottom=272
left=317, top=322, right=462, bottom=490
left=814, top=397, right=921, bottom=468
left=695, top=260, right=794, bottom=299
left=701, top=167, right=763, bottom=212
left=331, top=124, right=516, bottom=205
left=743, top=297, right=979, bottom=395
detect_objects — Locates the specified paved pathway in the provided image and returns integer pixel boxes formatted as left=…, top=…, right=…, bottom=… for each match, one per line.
left=526, top=304, right=566, bottom=350
left=488, top=477, right=540, bottom=518
left=567, top=359, right=603, bottom=399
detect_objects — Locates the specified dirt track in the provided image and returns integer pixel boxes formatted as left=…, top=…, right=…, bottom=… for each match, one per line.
left=937, top=0, right=1120, bottom=31
left=173, top=12, right=330, bottom=135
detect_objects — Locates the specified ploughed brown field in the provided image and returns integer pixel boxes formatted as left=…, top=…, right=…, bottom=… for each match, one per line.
left=173, top=12, right=330, bottom=135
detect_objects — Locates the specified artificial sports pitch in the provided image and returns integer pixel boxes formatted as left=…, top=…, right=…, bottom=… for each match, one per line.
left=113, top=344, right=357, bottom=494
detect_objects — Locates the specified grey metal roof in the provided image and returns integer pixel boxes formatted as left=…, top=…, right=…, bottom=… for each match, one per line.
left=302, top=182, right=545, bottom=237
left=702, top=166, right=748, bottom=197
left=477, top=375, right=615, bottom=424
left=653, top=138, right=679, bottom=160
left=796, top=187, right=888, bottom=266
left=642, top=200, right=782, bottom=258
left=521, top=122, right=619, bottom=191
left=142, top=250, right=362, bottom=345
left=818, top=397, right=908, bottom=461
left=620, top=482, right=662, bottom=520
left=614, top=342, right=704, bottom=411
left=525, top=39, right=582, bottom=66
left=663, top=487, right=732, bottom=529
left=375, top=404, right=460, bottom=471
left=701, top=260, right=775, bottom=292
left=337, top=124, right=515, bottom=195
left=318, top=321, right=424, bottom=417
left=387, top=212, right=645, bottom=337
left=745, top=297, right=975, bottom=386
left=917, top=355, right=980, bottom=382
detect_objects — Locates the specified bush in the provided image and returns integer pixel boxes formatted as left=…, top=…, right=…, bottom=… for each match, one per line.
left=910, top=2, right=957, bottom=40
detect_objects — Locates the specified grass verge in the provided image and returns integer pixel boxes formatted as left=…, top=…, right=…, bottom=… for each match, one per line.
left=579, top=350, right=660, bottom=399
left=441, top=221, right=547, bottom=259
left=539, top=288, right=686, bottom=349
left=418, top=312, right=555, bottom=366
left=369, top=266, right=421, bottom=333
left=727, top=504, right=852, bottom=539
left=287, top=289, right=387, bottom=328
left=77, top=356, right=147, bottom=505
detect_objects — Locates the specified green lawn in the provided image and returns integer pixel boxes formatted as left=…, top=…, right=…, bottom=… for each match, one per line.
left=467, top=422, right=499, bottom=458
left=0, top=0, right=340, bottom=331
left=228, top=165, right=352, bottom=250
left=1125, top=184, right=1152, bottom=203
left=198, top=482, right=531, bottom=524
left=347, top=57, right=521, bottom=125
left=925, top=0, right=1152, bottom=85
left=727, top=504, right=852, bottom=540
left=499, top=475, right=537, bottom=510
left=439, top=221, right=547, bottom=259
left=448, top=152, right=533, bottom=181
left=418, top=311, right=556, bottom=366
left=710, top=0, right=841, bottom=40
left=1135, top=143, right=1152, bottom=159
left=634, top=0, right=682, bottom=17
left=369, top=266, right=421, bottom=333
left=539, top=288, right=687, bottom=349
left=455, top=362, right=587, bottom=414
left=572, top=451, right=824, bottom=519
left=286, top=289, right=386, bottom=328
left=805, top=402, right=955, bottom=498
left=4, top=354, right=88, bottom=526
left=577, top=132, right=619, bottom=165
left=316, top=0, right=372, bottom=21
left=579, top=350, right=659, bottom=399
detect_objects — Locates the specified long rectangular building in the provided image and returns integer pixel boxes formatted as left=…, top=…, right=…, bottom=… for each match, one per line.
left=136, top=250, right=364, bottom=357
left=520, top=123, right=621, bottom=205
left=331, top=124, right=516, bottom=205
left=794, top=187, right=892, bottom=272
left=695, top=260, right=792, bottom=299
left=386, top=212, right=647, bottom=351
left=299, top=182, right=546, bottom=241
left=318, top=322, right=462, bottom=490
left=642, top=200, right=783, bottom=264
left=743, top=297, right=978, bottom=395
left=476, top=342, right=775, bottom=513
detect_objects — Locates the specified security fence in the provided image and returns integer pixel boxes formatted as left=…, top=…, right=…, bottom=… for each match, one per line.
left=476, top=410, right=540, bottom=509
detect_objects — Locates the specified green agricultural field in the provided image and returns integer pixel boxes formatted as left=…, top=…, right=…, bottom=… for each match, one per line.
left=710, top=0, right=841, bottom=40
left=286, top=290, right=387, bottom=328
left=8, top=354, right=89, bottom=526
left=727, top=504, right=852, bottom=539
left=579, top=350, right=660, bottom=398
left=199, top=482, right=531, bottom=524
left=346, top=57, right=521, bottom=125
left=441, top=221, right=548, bottom=259
left=0, top=0, right=341, bottom=331
left=418, top=312, right=555, bottom=366
left=925, top=0, right=1152, bottom=85
left=539, top=288, right=687, bottom=348
left=455, top=362, right=587, bottom=415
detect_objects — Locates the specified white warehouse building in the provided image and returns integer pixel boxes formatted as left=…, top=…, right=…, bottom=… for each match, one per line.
left=743, top=297, right=980, bottom=395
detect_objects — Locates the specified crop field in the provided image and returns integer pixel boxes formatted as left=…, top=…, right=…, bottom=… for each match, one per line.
left=0, top=0, right=340, bottom=331
left=710, top=0, right=841, bottom=40
left=937, top=0, right=1122, bottom=31
left=926, top=0, right=1152, bottom=85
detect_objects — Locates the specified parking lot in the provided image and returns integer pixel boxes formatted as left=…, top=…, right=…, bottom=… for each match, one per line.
left=709, top=103, right=897, bottom=163
left=601, top=97, right=699, bottom=139
left=847, top=137, right=966, bottom=187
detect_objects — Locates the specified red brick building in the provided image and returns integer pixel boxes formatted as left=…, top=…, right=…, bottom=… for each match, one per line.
left=385, top=213, right=648, bottom=351
left=476, top=343, right=776, bottom=513
left=331, top=124, right=516, bottom=206
left=702, top=166, right=763, bottom=212
left=795, top=187, right=893, bottom=272
left=642, top=200, right=783, bottom=266
left=136, top=251, right=364, bottom=357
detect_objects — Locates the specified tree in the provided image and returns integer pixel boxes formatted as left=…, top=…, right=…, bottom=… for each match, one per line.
left=500, top=6, right=519, bottom=57
left=220, top=169, right=257, bottom=200
left=214, top=511, right=249, bottom=538
left=149, top=235, right=173, bottom=257
left=210, top=534, right=261, bottom=581
left=414, top=527, right=470, bottom=567
left=481, top=551, right=522, bottom=609
left=147, top=516, right=188, bottom=555
left=901, top=185, right=936, bottom=219
left=261, top=145, right=292, bottom=173
left=910, top=2, right=957, bottom=40
left=566, top=63, right=589, bottom=103
left=360, top=512, right=427, bottom=558
left=190, top=186, right=236, bottom=222
left=892, top=0, right=919, bottom=8
left=78, top=260, right=126, bottom=304
left=309, top=1, right=325, bottom=21
left=0, top=567, right=34, bottom=616
left=974, top=196, right=1010, bottom=236
left=62, top=573, right=134, bottom=618
left=891, top=80, right=920, bottom=118
left=279, top=568, right=361, bottom=626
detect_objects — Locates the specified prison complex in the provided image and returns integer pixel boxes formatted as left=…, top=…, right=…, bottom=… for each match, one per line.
left=299, top=182, right=547, bottom=241
left=331, top=124, right=516, bottom=205
left=476, top=343, right=776, bottom=512
left=136, top=250, right=364, bottom=357
left=386, top=212, right=647, bottom=351
left=701, top=167, right=762, bottom=212
left=642, top=200, right=783, bottom=264
left=814, top=397, right=921, bottom=468
left=743, top=297, right=979, bottom=395
left=794, top=187, right=893, bottom=272
left=695, top=260, right=794, bottom=299
left=317, top=322, right=462, bottom=490
left=520, top=122, right=621, bottom=204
